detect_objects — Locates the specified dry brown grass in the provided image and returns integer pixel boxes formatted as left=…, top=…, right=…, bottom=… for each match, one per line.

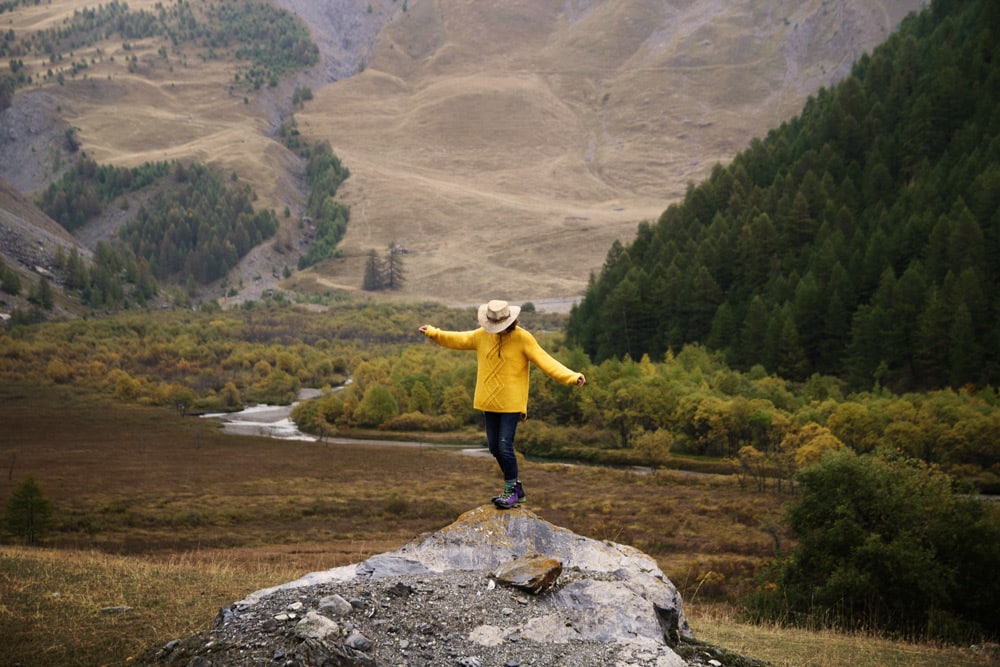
left=0, top=545, right=307, bottom=666
left=0, top=384, right=777, bottom=580
left=687, top=604, right=994, bottom=667
left=6, top=0, right=924, bottom=306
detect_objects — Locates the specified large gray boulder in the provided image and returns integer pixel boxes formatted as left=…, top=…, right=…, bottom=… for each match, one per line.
left=141, top=506, right=765, bottom=667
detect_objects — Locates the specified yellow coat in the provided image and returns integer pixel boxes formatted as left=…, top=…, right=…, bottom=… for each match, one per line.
left=422, top=326, right=582, bottom=415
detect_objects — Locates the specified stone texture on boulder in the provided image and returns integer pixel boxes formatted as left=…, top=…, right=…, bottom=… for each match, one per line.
left=243, top=505, right=692, bottom=642
left=141, top=506, right=765, bottom=667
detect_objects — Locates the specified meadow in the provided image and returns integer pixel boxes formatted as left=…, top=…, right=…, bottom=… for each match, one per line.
left=0, top=383, right=991, bottom=666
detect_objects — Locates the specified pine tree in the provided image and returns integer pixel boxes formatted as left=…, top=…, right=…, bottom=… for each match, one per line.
left=4, top=475, right=53, bottom=544
left=65, top=248, right=87, bottom=291
left=29, top=276, right=55, bottom=310
left=362, top=249, right=384, bottom=291
left=0, top=258, right=22, bottom=296
left=385, top=241, right=406, bottom=290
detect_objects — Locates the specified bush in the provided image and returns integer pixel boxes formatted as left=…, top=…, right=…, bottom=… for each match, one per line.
left=743, top=449, right=1000, bottom=642
left=291, top=392, right=345, bottom=435
left=383, top=411, right=459, bottom=432
left=353, top=384, right=399, bottom=428
left=515, top=420, right=619, bottom=460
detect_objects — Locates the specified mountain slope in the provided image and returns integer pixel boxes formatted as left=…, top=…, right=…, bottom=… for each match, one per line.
left=0, top=0, right=924, bottom=307
left=293, top=0, right=925, bottom=305
left=565, top=0, right=1000, bottom=390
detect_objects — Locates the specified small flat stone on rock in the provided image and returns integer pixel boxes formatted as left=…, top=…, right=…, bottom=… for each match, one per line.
left=493, top=555, right=562, bottom=594
left=100, top=605, right=133, bottom=614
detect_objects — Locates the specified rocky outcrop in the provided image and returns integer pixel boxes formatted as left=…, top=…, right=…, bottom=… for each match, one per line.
left=140, top=506, right=766, bottom=667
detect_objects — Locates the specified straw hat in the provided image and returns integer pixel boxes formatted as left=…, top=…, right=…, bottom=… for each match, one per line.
left=477, top=299, right=521, bottom=334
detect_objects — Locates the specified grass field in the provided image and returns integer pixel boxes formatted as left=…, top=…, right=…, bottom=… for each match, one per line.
left=0, top=383, right=992, bottom=666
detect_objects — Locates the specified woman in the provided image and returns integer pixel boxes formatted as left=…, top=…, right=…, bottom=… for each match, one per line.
left=419, top=299, right=586, bottom=508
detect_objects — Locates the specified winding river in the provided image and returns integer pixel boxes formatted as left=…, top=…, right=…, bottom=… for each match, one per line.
left=202, top=394, right=492, bottom=457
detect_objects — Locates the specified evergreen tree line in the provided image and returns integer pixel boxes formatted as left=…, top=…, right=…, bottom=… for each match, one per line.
left=37, top=157, right=171, bottom=231
left=33, top=116, right=350, bottom=301
left=0, top=0, right=316, bottom=68
left=0, top=1, right=139, bottom=60
left=54, top=241, right=158, bottom=308
left=119, top=163, right=279, bottom=284
left=297, top=141, right=351, bottom=270
left=567, top=0, right=1000, bottom=393
left=37, top=158, right=279, bottom=288
left=1, top=239, right=154, bottom=314
left=275, top=115, right=353, bottom=272
left=210, top=1, right=319, bottom=86
left=0, top=1, right=40, bottom=17
left=0, top=255, right=54, bottom=324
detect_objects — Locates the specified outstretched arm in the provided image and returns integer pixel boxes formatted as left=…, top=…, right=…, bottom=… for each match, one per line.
left=524, top=335, right=586, bottom=387
left=419, top=325, right=479, bottom=350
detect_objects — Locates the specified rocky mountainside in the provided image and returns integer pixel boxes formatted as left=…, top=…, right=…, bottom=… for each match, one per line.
left=0, top=176, right=90, bottom=300
left=140, top=507, right=765, bottom=667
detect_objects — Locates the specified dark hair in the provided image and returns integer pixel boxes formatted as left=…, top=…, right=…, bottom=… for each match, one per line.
left=497, top=319, right=518, bottom=357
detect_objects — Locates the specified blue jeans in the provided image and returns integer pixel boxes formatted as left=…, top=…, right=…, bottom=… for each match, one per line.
left=483, top=411, right=521, bottom=481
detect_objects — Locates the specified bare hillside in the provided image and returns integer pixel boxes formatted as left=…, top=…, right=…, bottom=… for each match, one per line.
left=292, top=0, right=925, bottom=306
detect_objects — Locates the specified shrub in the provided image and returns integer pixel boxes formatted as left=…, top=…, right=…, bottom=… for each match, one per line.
left=45, top=358, right=72, bottom=384
left=383, top=411, right=459, bottom=432
left=744, top=449, right=1000, bottom=642
left=292, top=392, right=346, bottom=435
left=516, top=420, right=618, bottom=460
left=353, top=384, right=399, bottom=427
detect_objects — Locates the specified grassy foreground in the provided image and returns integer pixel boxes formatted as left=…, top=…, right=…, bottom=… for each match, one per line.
left=687, top=605, right=993, bottom=667
left=0, top=385, right=990, bottom=666
left=1, top=550, right=991, bottom=667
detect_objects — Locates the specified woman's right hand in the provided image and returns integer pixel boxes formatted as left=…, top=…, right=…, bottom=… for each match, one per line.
left=418, top=325, right=429, bottom=334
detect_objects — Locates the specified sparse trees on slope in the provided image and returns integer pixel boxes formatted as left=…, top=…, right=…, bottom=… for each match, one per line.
left=361, top=242, right=406, bottom=291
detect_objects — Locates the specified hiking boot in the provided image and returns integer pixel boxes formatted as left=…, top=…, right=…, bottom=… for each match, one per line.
left=494, top=481, right=524, bottom=509
left=492, top=481, right=525, bottom=505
